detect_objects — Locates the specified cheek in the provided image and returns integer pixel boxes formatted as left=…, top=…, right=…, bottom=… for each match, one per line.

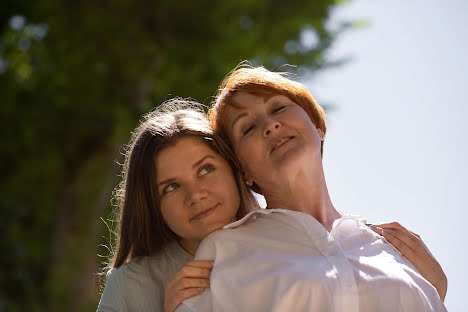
left=160, top=197, right=185, bottom=227
left=236, top=140, right=263, bottom=168
left=237, top=146, right=267, bottom=181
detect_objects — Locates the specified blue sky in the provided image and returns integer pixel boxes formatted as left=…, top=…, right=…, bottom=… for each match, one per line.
left=307, top=1, right=467, bottom=310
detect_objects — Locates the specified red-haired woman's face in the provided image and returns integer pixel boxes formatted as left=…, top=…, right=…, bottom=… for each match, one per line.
left=155, top=136, right=240, bottom=254
left=225, top=92, right=323, bottom=193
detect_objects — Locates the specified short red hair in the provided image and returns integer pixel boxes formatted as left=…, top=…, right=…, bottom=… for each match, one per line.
left=209, top=66, right=327, bottom=155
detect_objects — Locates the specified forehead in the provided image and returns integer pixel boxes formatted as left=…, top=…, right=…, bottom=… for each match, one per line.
left=229, top=91, right=274, bottom=109
left=224, top=92, right=291, bottom=121
left=155, top=136, right=215, bottom=176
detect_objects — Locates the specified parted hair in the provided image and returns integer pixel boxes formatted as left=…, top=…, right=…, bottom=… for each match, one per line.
left=105, top=98, right=258, bottom=275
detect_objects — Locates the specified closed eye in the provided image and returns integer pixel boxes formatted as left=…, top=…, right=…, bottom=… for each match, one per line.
left=243, top=125, right=254, bottom=136
left=273, top=105, right=286, bottom=113
left=199, top=164, right=215, bottom=176
left=163, top=182, right=179, bottom=194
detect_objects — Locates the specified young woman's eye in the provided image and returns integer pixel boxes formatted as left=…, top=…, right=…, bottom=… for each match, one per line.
left=163, top=183, right=179, bottom=194
left=243, top=125, right=254, bottom=136
left=199, top=164, right=215, bottom=176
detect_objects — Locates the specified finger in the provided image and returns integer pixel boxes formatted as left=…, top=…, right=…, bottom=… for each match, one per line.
left=382, top=228, right=419, bottom=252
left=372, top=221, right=413, bottom=235
left=185, top=260, right=214, bottom=269
left=408, top=229, right=421, bottom=239
left=382, top=229, right=417, bottom=261
left=368, top=224, right=415, bottom=249
left=371, top=222, right=420, bottom=244
left=368, top=224, right=384, bottom=236
left=165, top=278, right=209, bottom=308
left=179, top=266, right=212, bottom=279
left=165, top=288, right=204, bottom=312
left=175, top=277, right=211, bottom=291
left=169, top=266, right=212, bottom=285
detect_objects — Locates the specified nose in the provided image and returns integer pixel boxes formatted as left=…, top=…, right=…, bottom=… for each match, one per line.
left=185, top=183, right=208, bottom=206
left=263, top=117, right=281, bottom=137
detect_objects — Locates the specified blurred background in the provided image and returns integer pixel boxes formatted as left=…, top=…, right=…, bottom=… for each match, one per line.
left=0, top=0, right=465, bottom=311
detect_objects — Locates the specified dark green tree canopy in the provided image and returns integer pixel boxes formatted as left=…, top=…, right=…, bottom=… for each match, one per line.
left=0, top=0, right=352, bottom=310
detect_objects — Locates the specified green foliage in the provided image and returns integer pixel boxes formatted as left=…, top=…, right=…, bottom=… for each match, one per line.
left=0, top=0, right=352, bottom=310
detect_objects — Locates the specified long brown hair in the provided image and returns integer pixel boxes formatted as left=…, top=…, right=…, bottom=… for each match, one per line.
left=105, top=98, right=258, bottom=273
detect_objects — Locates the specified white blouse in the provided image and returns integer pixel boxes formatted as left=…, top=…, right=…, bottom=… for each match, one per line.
left=177, top=209, right=446, bottom=312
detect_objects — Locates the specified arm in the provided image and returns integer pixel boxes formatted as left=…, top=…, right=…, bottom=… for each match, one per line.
left=164, top=260, right=212, bottom=312
left=369, top=222, right=447, bottom=301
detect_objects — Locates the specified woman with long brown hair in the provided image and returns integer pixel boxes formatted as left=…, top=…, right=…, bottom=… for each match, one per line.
left=97, top=99, right=259, bottom=311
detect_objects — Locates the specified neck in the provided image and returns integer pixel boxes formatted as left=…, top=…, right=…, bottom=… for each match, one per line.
left=263, top=161, right=341, bottom=232
left=179, top=239, right=200, bottom=256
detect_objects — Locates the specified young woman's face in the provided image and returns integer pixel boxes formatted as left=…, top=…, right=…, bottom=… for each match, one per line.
left=225, top=92, right=323, bottom=190
left=155, top=136, right=240, bottom=254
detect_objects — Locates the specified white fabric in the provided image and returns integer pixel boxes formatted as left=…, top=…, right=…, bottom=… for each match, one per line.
left=177, top=209, right=446, bottom=312
left=97, top=241, right=193, bottom=312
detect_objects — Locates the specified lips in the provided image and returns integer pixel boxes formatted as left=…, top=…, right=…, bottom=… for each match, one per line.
left=190, top=204, right=218, bottom=221
left=271, top=136, right=294, bottom=153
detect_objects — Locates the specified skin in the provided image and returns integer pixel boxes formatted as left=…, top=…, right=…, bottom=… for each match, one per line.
left=225, top=91, right=447, bottom=300
left=227, top=92, right=341, bottom=230
left=155, top=136, right=240, bottom=255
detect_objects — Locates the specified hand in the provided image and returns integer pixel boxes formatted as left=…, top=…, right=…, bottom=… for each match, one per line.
left=368, top=222, right=447, bottom=301
left=164, top=260, right=213, bottom=312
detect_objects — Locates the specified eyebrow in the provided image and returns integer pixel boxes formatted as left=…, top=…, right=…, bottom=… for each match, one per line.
left=192, top=155, right=215, bottom=169
left=230, top=111, right=248, bottom=132
left=156, top=155, right=215, bottom=187
left=228, top=92, right=280, bottom=131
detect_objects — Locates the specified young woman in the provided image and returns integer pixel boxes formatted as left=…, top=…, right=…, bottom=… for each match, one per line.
left=175, top=66, right=447, bottom=311
left=97, top=99, right=259, bottom=312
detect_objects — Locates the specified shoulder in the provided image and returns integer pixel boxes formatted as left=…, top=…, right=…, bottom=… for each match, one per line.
left=97, top=244, right=192, bottom=312
left=97, top=258, right=168, bottom=312
left=194, top=212, right=285, bottom=261
left=97, top=267, right=126, bottom=311
left=101, top=265, right=128, bottom=291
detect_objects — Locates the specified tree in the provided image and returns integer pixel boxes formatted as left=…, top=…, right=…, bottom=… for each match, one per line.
left=0, top=0, right=352, bottom=310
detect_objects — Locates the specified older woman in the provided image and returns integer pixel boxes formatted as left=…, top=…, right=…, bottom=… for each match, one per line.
left=177, top=67, right=447, bottom=311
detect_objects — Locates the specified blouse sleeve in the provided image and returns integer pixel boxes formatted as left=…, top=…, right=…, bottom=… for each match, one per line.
left=96, top=269, right=125, bottom=312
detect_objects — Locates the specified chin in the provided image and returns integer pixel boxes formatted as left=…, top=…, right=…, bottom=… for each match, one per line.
left=276, top=145, right=308, bottom=166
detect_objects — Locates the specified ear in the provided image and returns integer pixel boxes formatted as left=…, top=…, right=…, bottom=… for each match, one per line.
left=242, top=170, right=254, bottom=187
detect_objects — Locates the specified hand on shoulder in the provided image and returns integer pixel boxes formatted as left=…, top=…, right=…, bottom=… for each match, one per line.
left=164, top=260, right=213, bottom=312
left=369, top=221, right=447, bottom=301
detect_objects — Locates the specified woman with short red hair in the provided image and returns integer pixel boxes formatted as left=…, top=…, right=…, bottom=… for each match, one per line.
left=176, top=66, right=447, bottom=312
